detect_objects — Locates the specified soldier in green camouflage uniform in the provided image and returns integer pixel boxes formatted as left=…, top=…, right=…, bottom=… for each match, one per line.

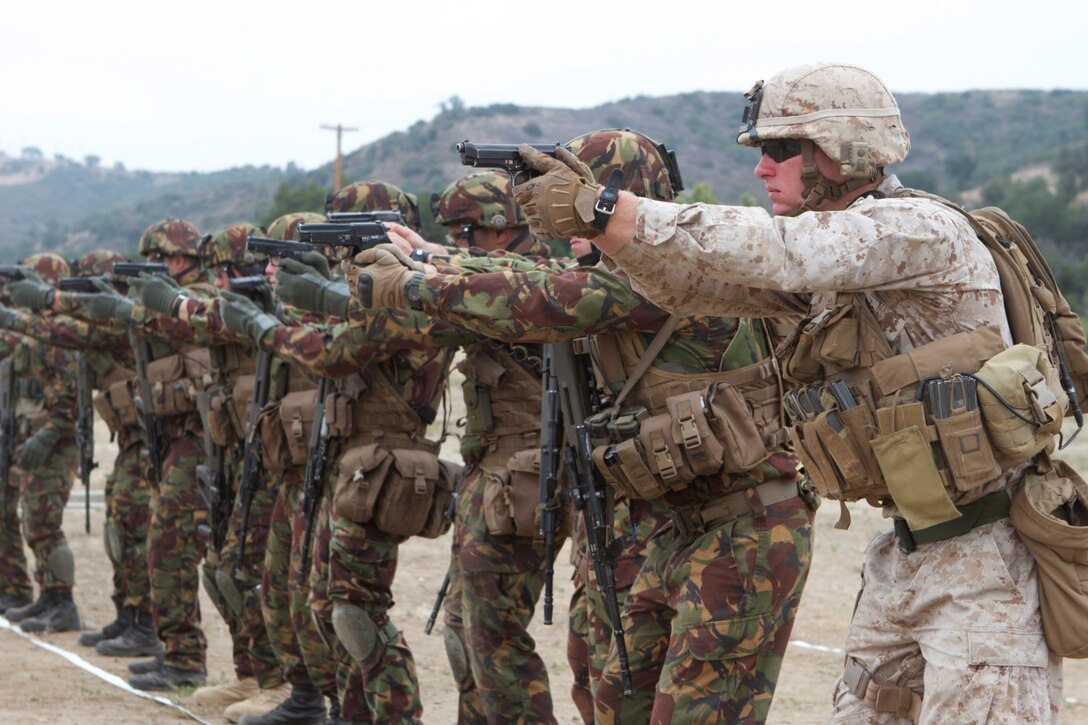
left=0, top=253, right=82, bottom=633
left=219, top=181, right=455, bottom=725
left=353, top=129, right=817, bottom=723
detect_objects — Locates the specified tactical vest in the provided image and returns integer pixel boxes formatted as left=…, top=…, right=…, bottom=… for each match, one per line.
left=777, top=288, right=1022, bottom=531
left=93, top=364, right=138, bottom=437
left=254, top=360, right=319, bottom=472
left=458, top=342, right=543, bottom=468
left=201, top=342, right=258, bottom=449
left=586, top=319, right=787, bottom=502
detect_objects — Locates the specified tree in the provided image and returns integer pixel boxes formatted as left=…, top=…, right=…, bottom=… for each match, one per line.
left=21, top=146, right=43, bottom=160
left=259, top=180, right=330, bottom=226
left=84, top=154, right=101, bottom=168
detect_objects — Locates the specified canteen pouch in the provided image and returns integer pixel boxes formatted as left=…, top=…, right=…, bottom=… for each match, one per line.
left=333, top=444, right=447, bottom=538
left=255, top=401, right=292, bottom=472
left=147, top=354, right=195, bottom=417
left=483, top=448, right=545, bottom=538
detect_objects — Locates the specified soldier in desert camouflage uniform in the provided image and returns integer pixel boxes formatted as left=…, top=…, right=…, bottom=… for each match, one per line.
left=0, top=253, right=83, bottom=634
left=353, top=128, right=816, bottom=723
left=516, top=63, right=1065, bottom=724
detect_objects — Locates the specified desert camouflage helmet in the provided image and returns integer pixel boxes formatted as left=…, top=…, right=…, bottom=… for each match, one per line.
left=325, top=181, right=421, bottom=231
left=138, top=218, right=202, bottom=258
left=200, top=222, right=266, bottom=269
left=431, top=171, right=526, bottom=229
left=567, top=129, right=683, bottom=201
left=76, top=249, right=127, bottom=277
left=267, top=212, right=325, bottom=241
left=737, top=62, right=910, bottom=178
left=21, top=252, right=71, bottom=286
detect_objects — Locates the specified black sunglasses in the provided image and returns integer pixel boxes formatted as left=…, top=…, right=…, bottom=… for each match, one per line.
left=760, top=139, right=803, bottom=163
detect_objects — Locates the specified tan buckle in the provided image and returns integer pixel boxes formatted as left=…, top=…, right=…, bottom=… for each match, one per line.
left=841, top=657, right=871, bottom=700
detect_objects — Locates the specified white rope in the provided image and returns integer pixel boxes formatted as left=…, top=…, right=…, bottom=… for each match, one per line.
left=0, top=615, right=214, bottom=725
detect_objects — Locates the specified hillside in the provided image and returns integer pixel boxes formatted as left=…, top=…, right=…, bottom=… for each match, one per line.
left=1, top=90, right=1085, bottom=303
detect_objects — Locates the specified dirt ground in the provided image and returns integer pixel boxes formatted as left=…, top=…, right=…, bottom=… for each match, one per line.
left=4, top=421, right=1088, bottom=724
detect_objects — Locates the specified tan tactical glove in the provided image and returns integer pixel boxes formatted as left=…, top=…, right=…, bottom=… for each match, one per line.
left=347, top=243, right=425, bottom=309
left=514, top=145, right=601, bottom=239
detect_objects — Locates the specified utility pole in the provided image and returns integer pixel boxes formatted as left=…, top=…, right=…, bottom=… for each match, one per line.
left=321, top=123, right=358, bottom=192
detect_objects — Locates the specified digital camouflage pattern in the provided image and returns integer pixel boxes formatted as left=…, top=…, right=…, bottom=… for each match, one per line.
left=431, top=171, right=526, bottom=229
left=20, top=252, right=71, bottom=286
left=138, top=218, right=203, bottom=258
left=326, top=180, right=422, bottom=231
left=200, top=222, right=267, bottom=270
left=568, top=129, right=678, bottom=201
left=267, top=212, right=325, bottom=241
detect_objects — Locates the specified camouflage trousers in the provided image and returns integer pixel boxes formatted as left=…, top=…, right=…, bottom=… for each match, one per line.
left=326, top=514, right=420, bottom=724
left=596, top=488, right=814, bottom=724
left=309, top=494, right=369, bottom=723
left=216, top=471, right=281, bottom=689
left=443, top=464, right=558, bottom=725
left=568, top=497, right=673, bottom=724
left=14, top=435, right=78, bottom=593
left=105, top=439, right=151, bottom=612
left=149, top=434, right=207, bottom=672
left=0, top=466, right=32, bottom=600
left=262, top=467, right=336, bottom=695
left=828, top=517, right=1061, bottom=724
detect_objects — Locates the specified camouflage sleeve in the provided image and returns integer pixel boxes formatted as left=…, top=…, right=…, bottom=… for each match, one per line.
left=0, top=330, right=22, bottom=357
left=341, top=302, right=475, bottom=349
left=37, top=346, right=79, bottom=438
left=414, top=264, right=671, bottom=343
left=175, top=296, right=256, bottom=347
left=5, top=309, right=128, bottom=350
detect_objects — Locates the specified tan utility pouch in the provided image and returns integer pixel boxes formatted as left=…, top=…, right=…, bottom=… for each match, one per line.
left=255, top=401, right=291, bottom=472
left=483, top=448, right=545, bottom=538
left=147, top=354, right=196, bottom=417
left=1010, top=459, right=1088, bottom=658
left=704, top=385, right=766, bottom=473
left=593, top=437, right=672, bottom=501
left=975, top=344, right=1065, bottom=466
left=204, top=386, right=238, bottom=448
left=95, top=379, right=139, bottom=432
left=279, top=389, right=319, bottom=466
left=227, top=374, right=257, bottom=443
left=332, top=444, right=451, bottom=538
left=325, top=391, right=354, bottom=439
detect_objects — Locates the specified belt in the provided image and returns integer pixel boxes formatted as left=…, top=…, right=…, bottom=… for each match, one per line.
left=842, top=656, right=922, bottom=723
left=893, top=489, right=1011, bottom=553
left=672, top=479, right=800, bottom=539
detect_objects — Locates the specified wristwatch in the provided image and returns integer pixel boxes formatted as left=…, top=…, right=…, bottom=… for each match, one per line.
left=592, top=168, right=624, bottom=233
left=409, top=248, right=431, bottom=265
left=405, top=272, right=425, bottom=310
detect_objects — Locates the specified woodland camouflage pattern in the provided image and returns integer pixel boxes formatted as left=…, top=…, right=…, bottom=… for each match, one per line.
left=200, top=222, right=267, bottom=269
left=326, top=180, right=422, bottom=231
left=431, top=171, right=526, bottom=229
left=138, top=218, right=203, bottom=258
left=568, top=129, right=678, bottom=201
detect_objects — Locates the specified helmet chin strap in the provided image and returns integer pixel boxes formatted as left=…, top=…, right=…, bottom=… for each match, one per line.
left=787, top=140, right=880, bottom=216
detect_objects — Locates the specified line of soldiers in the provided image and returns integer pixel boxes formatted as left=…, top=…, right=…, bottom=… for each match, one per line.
left=0, top=126, right=816, bottom=724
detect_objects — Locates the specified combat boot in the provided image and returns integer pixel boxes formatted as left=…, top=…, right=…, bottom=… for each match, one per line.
left=21, top=589, right=80, bottom=633
left=129, top=665, right=207, bottom=691
left=79, top=602, right=131, bottom=647
left=192, top=676, right=259, bottom=706
left=5, top=591, right=48, bottom=622
left=0, top=591, right=31, bottom=614
left=223, top=682, right=290, bottom=723
left=237, top=682, right=327, bottom=725
left=128, top=653, right=164, bottom=674
left=97, top=609, right=163, bottom=657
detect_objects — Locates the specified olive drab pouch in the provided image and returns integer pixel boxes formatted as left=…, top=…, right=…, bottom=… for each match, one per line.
left=278, top=389, right=319, bottom=466
left=973, top=344, right=1066, bottom=467
left=1009, top=459, right=1088, bottom=658
left=332, top=443, right=449, bottom=539
left=255, top=401, right=291, bottom=472
left=146, top=354, right=196, bottom=417
left=483, top=448, right=547, bottom=538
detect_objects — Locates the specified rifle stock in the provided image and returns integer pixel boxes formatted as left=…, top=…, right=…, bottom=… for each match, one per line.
left=297, top=377, right=332, bottom=586
left=76, top=353, right=97, bottom=534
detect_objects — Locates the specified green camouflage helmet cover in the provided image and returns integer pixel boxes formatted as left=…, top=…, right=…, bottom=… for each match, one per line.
left=267, top=212, right=325, bottom=241
left=430, top=171, right=526, bottom=229
left=21, top=252, right=71, bottom=286
left=567, top=129, right=680, bottom=201
left=326, top=181, right=421, bottom=231
left=200, top=222, right=266, bottom=269
left=75, top=249, right=128, bottom=277
left=138, top=218, right=202, bottom=258
left=737, top=62, right=910, bottom=177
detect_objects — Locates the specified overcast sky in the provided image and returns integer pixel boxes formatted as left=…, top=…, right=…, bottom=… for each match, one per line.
left=3, top=0, right=1085, bottom=173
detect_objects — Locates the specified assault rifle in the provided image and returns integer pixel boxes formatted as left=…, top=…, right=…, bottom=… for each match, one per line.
left=128, top=329, right=166, bottom=485
left=297, top=377, right=332, bottom=586
left=0, top=359, right=15, bottom=518
left=76, top=353, right=96, bottom=534
left=552, top=338, right=633, bottom=695
left=246, top=237, right=319, bottom=263
left=538, top=346, right=563, bottom=625
left=111, top=262, right=170, bottom=279
left=456, top=141, right=564, bottom=185
left=234, top=346, right=273, bottom=570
